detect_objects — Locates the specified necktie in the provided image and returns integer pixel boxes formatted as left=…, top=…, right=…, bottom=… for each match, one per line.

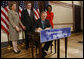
left=42, top=21, right=45, bottom=29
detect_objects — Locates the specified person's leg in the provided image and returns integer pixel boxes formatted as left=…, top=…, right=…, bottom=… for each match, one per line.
left=15, top=41, right=20, bottom=51
left=9, top=41, right=12, bottom=47
left=25, top=31, right=29, bottom=49
left=12, top=40, right=18, bottom=52
left=42, top=41, right=53, bottom=58
left=42, top=41, right=53, bottom=51
left=12, top=40, right=20, bottom=53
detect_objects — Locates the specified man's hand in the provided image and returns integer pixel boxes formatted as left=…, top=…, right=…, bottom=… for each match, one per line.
left=35, top=27, right=42, bottom=32
left=22, top=26, right=26, bottom=30
left=45, top=27, right=51, bottom=30
left=38, top=27, right=42, bottom=31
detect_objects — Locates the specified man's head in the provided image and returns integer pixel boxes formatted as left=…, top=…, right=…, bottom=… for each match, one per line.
left=40, top=11, right=47, bottom=21
left=26, top=2, right=32, bottom=10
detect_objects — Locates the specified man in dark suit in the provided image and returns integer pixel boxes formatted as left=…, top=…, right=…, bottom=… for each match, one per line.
left=35, top=11, right=53, bottom=58
left=21, top=2, right=36, bottom=49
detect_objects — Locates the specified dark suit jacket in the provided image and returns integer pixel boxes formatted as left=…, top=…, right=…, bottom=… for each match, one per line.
left=35, top=18, right=51, bottom=29
left=21, top=9, right=36, bottom=32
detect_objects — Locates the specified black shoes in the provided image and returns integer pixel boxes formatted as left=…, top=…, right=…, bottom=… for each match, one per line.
left=25, top=44, right=29, bottom=50
left=42, top=51, right=47, bottom=58
left=34, top=41, right=39, bottom=47
left=25, top=47, right=28, bottom=50
left=25, top=46, right=29, bottom=50
left=13, top=50, right=21, bottom=54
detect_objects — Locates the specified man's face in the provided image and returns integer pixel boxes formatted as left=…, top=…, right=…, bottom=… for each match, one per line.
left=27, top=3, right=31, bottom=10
left=41, top=13, right=47, bottom=21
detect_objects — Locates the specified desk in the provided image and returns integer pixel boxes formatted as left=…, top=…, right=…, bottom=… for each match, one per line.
left=28, top=32, right=68, bottom=58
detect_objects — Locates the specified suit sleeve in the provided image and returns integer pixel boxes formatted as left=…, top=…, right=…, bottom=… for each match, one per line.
left=19, top=19, right=23, bottom=27
left=21, top=10, right=26, bottom=26
left=8, top=11, right=16, bottom=28
left=37, top=19, right=40, bottom=27
left=46, top=20, right=52, bottom=28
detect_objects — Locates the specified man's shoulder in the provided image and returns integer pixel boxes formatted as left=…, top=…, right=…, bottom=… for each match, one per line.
left=36, top=18, right=41, bottom=22
left=37, top=19, right=49, bottom=22
left=45, top=19, right=49, bottom=22
left=37, top=18, right=40, bottom=21
left=31, top=10, right=34, bottom=14
left=22, top=9, right=27, bottom=12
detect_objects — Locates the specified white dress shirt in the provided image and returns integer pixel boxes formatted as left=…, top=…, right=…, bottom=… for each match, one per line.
left=27, top=9, right=31, bottom=16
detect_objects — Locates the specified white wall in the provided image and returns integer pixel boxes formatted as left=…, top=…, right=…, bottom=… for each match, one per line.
left=50, top=2, right=73, bottom=31
left=50, top=1, right=83, bottom=31
left=81, top=1, right=83, bottom=30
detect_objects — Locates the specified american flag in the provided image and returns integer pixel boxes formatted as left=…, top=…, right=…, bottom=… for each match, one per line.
left=33, top=1, right=40, bottom=20
left=19, top=1, right=25, bottom=20
left=1, top=1, right=9, bottom=35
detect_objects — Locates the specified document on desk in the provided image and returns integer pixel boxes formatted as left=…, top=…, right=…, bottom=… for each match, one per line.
left=40, top=27, right=71, bottom=43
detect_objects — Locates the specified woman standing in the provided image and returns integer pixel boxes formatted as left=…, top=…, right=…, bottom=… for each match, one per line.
left=8, top=1, right=26, bottom=54
left=46, top=5, right=54, bottom=28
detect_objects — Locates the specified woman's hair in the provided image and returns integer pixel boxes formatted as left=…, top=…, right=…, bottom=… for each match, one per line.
left=47, top=5, right=52, bottom=11
left=9, top=1, right=16, bottom=10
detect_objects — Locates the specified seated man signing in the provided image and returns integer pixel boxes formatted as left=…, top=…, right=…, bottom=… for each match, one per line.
left=35, top=11, right=53, bottom=58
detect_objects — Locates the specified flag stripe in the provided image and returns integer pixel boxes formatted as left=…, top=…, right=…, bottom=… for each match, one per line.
left=1, top=17, right=9, bottom=28
left=1, top=7, right=8, bottom=17
left=19, top=12, right=21, bottom=17
left=33, top=1, right=40, bottom=20
left=36, top=9, right=40, bottom=18
left=1, top=21, right=8, bottom=30
left=37, top=9, right=40, bottom=16
left=34, top=9, right=39, bottom=18
left=1, top=10, right=9, bottom=21
left=34, top=14, right=38, bottom=20
left=1, top=1, right=9, bottom=35
left=19, top=1, right=25, bottom=20
left=1, top=24, right=9, bottom=35
left=1, top=14, right=9, bottom=25
left=33, top=9, right=39, bottom=19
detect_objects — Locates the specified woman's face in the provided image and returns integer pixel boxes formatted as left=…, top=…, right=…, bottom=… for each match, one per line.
left=48, top=7, right=52, bottom=12
left=12, top=4, right=16, bottom=11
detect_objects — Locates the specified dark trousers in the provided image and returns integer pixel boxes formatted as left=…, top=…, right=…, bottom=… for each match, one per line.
left=34, top=41, right=53, bottom=51
left=42, top=41, right=53, bottom=51
left=25, top=31, right=30, bottom=48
